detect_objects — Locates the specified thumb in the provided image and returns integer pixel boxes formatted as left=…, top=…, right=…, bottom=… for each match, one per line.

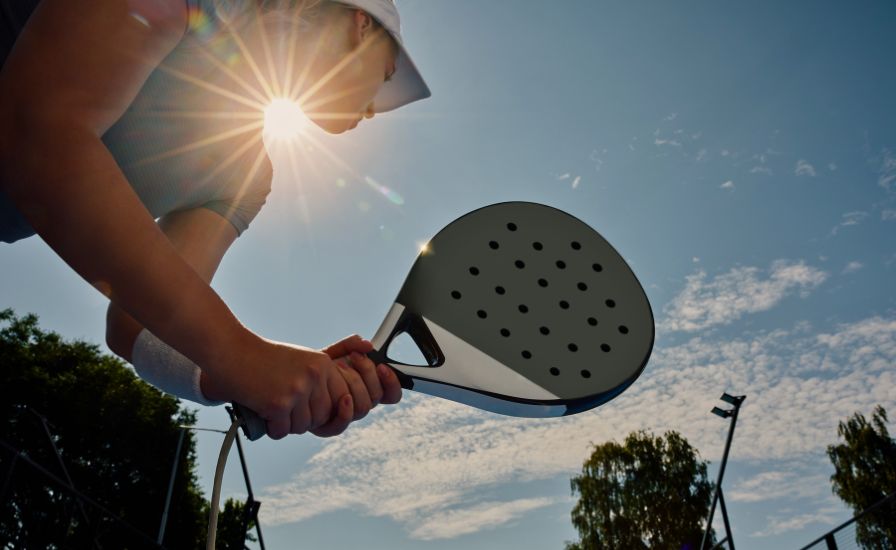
left=322, top=334, right=373, bottom=359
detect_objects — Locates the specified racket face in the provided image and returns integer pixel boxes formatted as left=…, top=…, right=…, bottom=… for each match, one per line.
left=370, top=202, right=654, bottom=417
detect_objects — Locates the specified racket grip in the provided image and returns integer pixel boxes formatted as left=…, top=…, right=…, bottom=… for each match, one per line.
left=366, top=349, right=415, bottom=390
left=232, top=402, right=268, bottom=441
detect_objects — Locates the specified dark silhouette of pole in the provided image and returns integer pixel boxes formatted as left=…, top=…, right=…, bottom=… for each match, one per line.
left=0, top=438, right=163, bottom=547
left=14, top=404, right=96, bottom=545
left=158, top=426, right=227, bottom=546
left=717, top=487, right=733, bottom=549
left=702, top=393, right=745, bottom=550
left=228, top=406, right=266, bottom=550
left=158, top=427, right=186, bottom=545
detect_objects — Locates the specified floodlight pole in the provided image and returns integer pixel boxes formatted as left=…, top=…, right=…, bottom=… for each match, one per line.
left=701, top=393, right=745, bottom=550
left=158, top=427, right=186, bottom=545
left=227, top=406, right=266, bottom=550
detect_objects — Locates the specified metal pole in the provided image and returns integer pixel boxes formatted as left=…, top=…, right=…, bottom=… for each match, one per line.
left=701, top=396, right=744, bottom=549
left=32, top=409, right=95, bottom=542
left=228, top=407, right=266, bottom=550
left=718, top=487, right=734, bottom=550
left=158, top=428, right=186, bottom=545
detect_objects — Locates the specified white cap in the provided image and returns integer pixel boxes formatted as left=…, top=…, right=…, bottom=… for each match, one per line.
left=334, top=0, right=431, bottom=113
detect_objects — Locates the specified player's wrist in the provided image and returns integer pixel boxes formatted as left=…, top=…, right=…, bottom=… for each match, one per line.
left=200, top=325, right=269, bottom=400
left=199, top=370, right=230, bottom=402
left=194, top=315, right=259, bottom=374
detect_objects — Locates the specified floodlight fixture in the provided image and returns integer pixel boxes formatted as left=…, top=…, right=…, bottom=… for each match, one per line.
left=712, top=406, right=732, bottom=419
left=720, top=393, right=746, bottom=407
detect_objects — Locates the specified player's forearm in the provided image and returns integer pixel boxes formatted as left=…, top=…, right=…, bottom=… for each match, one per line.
left=0, top=121, right=249, bottom=371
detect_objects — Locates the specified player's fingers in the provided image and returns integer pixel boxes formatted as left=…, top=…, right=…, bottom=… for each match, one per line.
left=378, top=364, right=403, bottom=405
left=311, top=394, right=354, bottom=438
left=290, top=400, right=312, bottom=435
left=337, top=359, right=373, bottom=420
left=308, top=384, right=332, bottom=431
left=347, top=351, right=384, bottom=406
left=322, top=334, right=373, bottom=360
left=266, top=415, right=291, bottom=440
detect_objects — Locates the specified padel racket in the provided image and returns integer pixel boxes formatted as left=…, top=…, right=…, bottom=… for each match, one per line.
left=236, top=201, right=654, bottom=440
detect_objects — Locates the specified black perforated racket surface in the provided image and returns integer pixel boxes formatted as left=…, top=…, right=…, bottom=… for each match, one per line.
left=236, top=202, right=654, bottom=440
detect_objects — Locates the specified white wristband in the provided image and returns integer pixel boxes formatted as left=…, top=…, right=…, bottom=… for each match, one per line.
left=130, top=329, right=225, bottom=407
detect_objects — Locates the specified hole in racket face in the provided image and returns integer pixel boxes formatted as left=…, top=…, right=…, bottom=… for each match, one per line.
left=384, top=331, right=435, bottom=367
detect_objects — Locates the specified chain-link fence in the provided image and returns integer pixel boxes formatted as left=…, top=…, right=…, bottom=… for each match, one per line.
left=799, top=492, right=896, bottom=550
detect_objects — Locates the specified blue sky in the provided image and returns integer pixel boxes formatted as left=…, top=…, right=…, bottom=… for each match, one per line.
left=2, top=0, right=895, bottom=548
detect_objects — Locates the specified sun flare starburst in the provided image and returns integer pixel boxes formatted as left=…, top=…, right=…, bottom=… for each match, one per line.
left=263, top=98, right=307, bottom=142
left=133, top=4, right=413, bottom=243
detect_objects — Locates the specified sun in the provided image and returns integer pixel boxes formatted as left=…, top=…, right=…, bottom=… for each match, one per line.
left=263, top=98, right=307, bottom=142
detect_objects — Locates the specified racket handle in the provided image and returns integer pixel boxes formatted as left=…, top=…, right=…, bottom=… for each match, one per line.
left=366, top=349, right=415, bottom=390
left=232, top=402, right=268, bottom=441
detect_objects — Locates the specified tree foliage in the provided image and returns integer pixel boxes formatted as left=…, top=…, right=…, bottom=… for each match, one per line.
left=827, top=405, right=896, bottom=548
left=216, top=498, right=258, bottom=550
left=0, top=309, right=251, bottom=549
left=565, top=430, right=714, bottom=550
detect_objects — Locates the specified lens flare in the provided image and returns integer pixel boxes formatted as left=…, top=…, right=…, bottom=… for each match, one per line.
left=364, top=176, right=405, bottom=205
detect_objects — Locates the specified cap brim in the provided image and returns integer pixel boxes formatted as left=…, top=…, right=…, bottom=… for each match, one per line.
left=373, top=35, right=431, bottom=113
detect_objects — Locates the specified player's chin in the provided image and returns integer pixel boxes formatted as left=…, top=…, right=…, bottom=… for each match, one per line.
left=309, top=116, right=355, bottom=135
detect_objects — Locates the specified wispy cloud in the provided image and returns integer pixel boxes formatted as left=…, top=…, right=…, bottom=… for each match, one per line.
left=655, top=137, right=682, bottom=147
left=696, top=148, right=709, bottom=162
left=883, top=209, right=896, bottom=221
left=751, top=507, right=843, bottom=537
left=828, top=162, right=837, bottom=172
left=720, top=180, right=735, bottom=190
left=729, top=466, right=831, bottom=504
left=795, top=159, right=817, bottom=177
left=590, top=148, right=606, bottom=172
left=658, top=260, right=827, bottom=333
left=409, top=497, right=561, bottom=540
left=571, top=176, right=581, bottom=189
left=830, top=210, right=869, bottom=235
left=842, top=261, right=863, bottom=274
left=749, top=152, right=773, bottom=175
left=878, top=148, right=896, bottom=191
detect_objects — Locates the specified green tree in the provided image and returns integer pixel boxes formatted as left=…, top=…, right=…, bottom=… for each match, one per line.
left=827, top=405, right=896, bottom=548
left=0, top=309, right=251, bottom=548
left=216, top=498, right=258, bottom=550
left=565, top=430, right=714, bottom=550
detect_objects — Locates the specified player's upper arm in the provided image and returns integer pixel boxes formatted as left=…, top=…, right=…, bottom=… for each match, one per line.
left=158, top=207, right=239, bottom=282
left=0, top=0, right=187, bottom=136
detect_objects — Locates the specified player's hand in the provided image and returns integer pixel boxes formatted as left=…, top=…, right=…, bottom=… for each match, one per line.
left=211, top=335, right=362, bottom=440
left=322, top=334, right=403, bottom=414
